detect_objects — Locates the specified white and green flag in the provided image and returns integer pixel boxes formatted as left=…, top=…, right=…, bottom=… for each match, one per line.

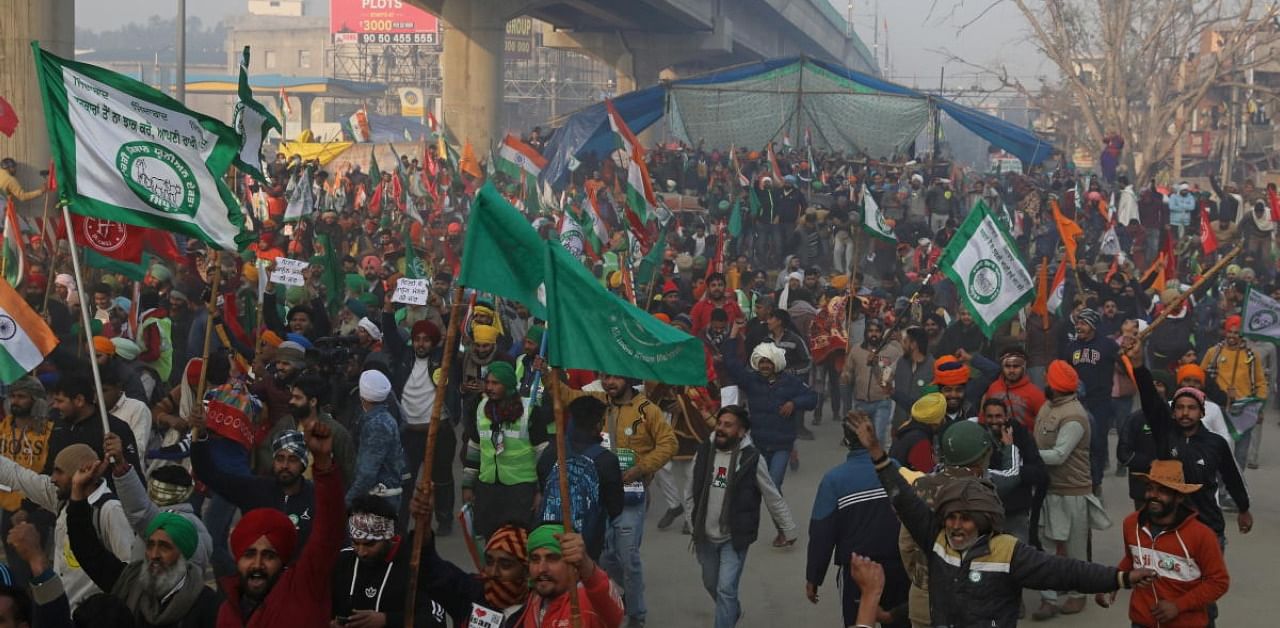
left=32, top=44, right=251, bottom=252
left=861, top=184, right=895, bottom=242
left=283, top=164, right=315, bottom=222
left=938, top=201, right=1036, bottom=338
left=233, top=46, right=281, bottom=184
left=1242, top=287, right=1280, bottom=342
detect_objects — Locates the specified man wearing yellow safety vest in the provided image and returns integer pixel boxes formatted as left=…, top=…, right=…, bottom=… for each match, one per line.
left=461, top=361, right=553, bottom=539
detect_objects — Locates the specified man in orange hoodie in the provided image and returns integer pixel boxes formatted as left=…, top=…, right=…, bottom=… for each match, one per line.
left=983, top=345, right=1046, bottom=432
left=1099, top=459, right=1228, bottom=627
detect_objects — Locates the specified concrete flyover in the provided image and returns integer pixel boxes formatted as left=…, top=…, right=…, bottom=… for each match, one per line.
left=411, top=0, right=876, bottom=153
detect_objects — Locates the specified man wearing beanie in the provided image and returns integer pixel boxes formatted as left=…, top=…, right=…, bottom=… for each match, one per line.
left=0, top=441, right=134, bottom=607
left=349, top=370, right=407, bottom=510
left=1031, top=359, right=1097, bottom=619
left=380, top=298, right=453, bottom=534
left=67, top=477, right=220, bottom=627
left=462, top=361, right=553, bottom=539
left=1064, top=307, right=1120, bottom=488
left=848, top=413, right=1156, bottom=628
left=521, top=523, right=624, bottom=628
left=218, top=421, right=345, bottom=627
left=890, top=392, right=946, bottom=472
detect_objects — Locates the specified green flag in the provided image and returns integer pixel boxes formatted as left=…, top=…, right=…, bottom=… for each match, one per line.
left=544, top=240, right=706, bottom=385
left=861, top=184, right=895, bottom=243
left=367, top=148, right=381, bottom=190
left=458, top=184, right=548, bottom=318
left=232, top=46, right=281, bottom=184
left=937, top=201, right=1035, bottom=338
left=314, top=232, right=343, bottom=314
left=402, top=224, right=428, bottom=279
left=32, top=44, right=251, bottom=252
left=728, top=199, right=743, bottom=238
left=83, top=250, right=152, bottom=281
left=748, top=185, right=762, bottom=217
left=634, top=222, right=670, bottom=289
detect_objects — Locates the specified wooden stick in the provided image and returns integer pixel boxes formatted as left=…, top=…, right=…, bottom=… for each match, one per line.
left=38, top=190, right=56, bottom=313
left=1140, top=244, right=1242, bottom=340
left=60, top=202, right=112, bottom=434
left=193, top=252, right=223, bottom=404
left=404, top=284, right=466, bottom=628
left=549, top=368, right=584, bottom=628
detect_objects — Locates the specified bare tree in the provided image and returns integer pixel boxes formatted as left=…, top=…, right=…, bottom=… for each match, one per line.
left=949, top=0, right=1280, bottom=182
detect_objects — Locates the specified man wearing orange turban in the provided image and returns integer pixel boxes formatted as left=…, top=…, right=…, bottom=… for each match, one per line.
left=933, top=355, right=972, bottom=421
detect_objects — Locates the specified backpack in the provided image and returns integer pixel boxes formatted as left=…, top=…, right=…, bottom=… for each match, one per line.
left=540, top=443, right=606, bottom=550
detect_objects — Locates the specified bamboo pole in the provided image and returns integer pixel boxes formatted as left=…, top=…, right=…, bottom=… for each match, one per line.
left=193, top=252, right=223, bottom=404
left=404, top=284, right=466, bottom=628
left=60, top=202, right=112, bottom=436
left=1140, top=244, right=1242, bottom=340
left=548, top=368, right=583, bottom=628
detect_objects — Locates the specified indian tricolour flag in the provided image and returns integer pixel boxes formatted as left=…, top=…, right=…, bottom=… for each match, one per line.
left=32, top=44, right=251, bottom=252
left=938, top=201, right=1036, bottom=338
left=496, top=134, right=547, bottom=212
left=1045, top=260, right=1068, bottom=314
left=0, top=278, right=57, bottom=384
left=606, top=100, right=657, bottom=224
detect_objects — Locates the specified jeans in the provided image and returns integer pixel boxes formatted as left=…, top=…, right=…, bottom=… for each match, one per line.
left=1111, top=395, right=1134, bottom=466
left=601, top=500, right=648, bottom=621
left=1084, top=398, right=1112, bottom=486
left=856, top=399, right=893, bottom=447
left=204, top=492, right=237, bottom=577
left=695, top=540, right=748, bottom=628
left=760, top=447, right=792, bottom=491
left=1234, top=425, right=1254, bottom=470
left=1027, top=366, right=1047, bottom=390
left=832, top=235, right=853, bottom=274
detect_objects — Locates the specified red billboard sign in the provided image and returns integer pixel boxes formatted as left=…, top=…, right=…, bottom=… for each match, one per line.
left=330, top=0, right=439, bottom=46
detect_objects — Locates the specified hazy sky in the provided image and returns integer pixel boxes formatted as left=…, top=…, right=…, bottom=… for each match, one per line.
left=76, top=0, right=1052, bottom=88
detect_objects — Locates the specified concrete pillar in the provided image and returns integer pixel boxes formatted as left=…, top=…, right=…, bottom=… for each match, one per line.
left=0, top=0, right=74, bottom=214
left=440, top=0, right=520, bottom=156
left=299, top=95, right=315, bottom=134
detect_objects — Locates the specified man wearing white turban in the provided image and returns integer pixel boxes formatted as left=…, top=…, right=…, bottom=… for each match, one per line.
left=349, top=370, right=407, bottom=509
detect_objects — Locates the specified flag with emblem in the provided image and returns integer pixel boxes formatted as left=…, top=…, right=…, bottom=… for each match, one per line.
left=31, top=45, right=251, bottom=252
left=938, top=201, right=1036, bottom=338
left=861, top=184, right=895, bottom=242
left=0, top=278, right=57, bottom=384
left=232, top=47, right=281, bottom=184
left=1241, top=286, right=1280, bottom=342
left=543, top=239, right=706, bottom=385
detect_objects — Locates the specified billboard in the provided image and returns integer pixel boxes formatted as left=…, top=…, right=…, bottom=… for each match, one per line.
left=505, top=17, right=535, bottom=60
left=331, top=0, right=440, bottom=46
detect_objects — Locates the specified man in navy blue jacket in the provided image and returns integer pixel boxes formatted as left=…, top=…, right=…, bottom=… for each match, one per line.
left=806, top=414, right=908, bottom=627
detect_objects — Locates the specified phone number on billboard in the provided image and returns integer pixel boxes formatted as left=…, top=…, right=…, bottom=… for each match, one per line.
left=359, top=32, right=438, bottom=44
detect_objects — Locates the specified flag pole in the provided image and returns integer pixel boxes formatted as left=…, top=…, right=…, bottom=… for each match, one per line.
left=548, top=367, right=584, bottom=628
left=39, top=189, right=58, bottom=314
left=193, top=251, right=223, bottom=404
left=59, top=202, right=113, bottom=435
left=405, top=283, right=465, bottom=628
left=1140, top=244, right=1241, bottom=340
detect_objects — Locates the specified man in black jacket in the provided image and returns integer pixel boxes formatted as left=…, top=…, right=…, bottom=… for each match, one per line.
left=67, top=465, right=221, bottom=628
left=191, top=429, right=316, bottom=549
left=331, top=495, right=447, bottom=627
left=978, top=398, right=1047, bottom=546
left=1124, top=337, right=1253, bottom=542
left=686, top=405, right=797, bottom=628
left=45, top=373, right=142, bottom=481
left=848, top=413, right=1156, bottom=628
left=1117, top=369, right=1174, bottom=510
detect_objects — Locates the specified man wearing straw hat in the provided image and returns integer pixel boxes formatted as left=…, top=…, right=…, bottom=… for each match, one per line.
left=1096, top=460, right=1229, bottom=628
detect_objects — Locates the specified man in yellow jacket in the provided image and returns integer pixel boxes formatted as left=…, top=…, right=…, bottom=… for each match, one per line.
left=1201, top=314, right=1268, bottom=475
left=1, top=158, right=46, bottom=204
left=568, top=374, right=676, bottom=628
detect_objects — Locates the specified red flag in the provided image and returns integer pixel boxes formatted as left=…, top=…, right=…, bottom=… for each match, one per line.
left=46, top=160, right=56, bottom=191
left=1268, top=187, right=1280, bottom=222
left=1104, top=258, right=1119, bottom=284
left=67, top=215, right=145, bottom=263
left=1200, top=205, right=1218, bottom=256
left=0, top=96, right=16, bottom=137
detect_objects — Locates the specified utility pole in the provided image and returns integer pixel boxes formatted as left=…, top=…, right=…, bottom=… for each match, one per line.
left=176, top=0, right=186, bottom=103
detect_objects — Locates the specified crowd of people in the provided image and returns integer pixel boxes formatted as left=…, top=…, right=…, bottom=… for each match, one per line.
left=0, top=120, right=1266, bottom=628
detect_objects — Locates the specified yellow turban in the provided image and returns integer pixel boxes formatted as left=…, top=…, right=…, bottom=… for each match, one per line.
left=911, top=392, right=947, bottom=426
left=472, top=324, right=499, bottom=345
left=243, top=262, right=259, bottom=284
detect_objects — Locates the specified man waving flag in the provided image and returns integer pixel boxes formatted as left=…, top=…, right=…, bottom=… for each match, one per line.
left=32, top=44, right=251, bottom=251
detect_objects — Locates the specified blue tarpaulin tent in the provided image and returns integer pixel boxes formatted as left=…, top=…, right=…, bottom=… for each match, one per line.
left=542, top=57, right=1054, bottom=188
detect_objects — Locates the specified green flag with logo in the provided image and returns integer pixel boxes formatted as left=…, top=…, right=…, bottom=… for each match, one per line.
left=458, top=184, right=548, bottom=318
left=544, top=239, right=706, bottom=385
left=937, top=201, right=1035, bottom=338
left=32, top=44, right=251, bottom=252
left=1241, top=286, right=1280, bottom=343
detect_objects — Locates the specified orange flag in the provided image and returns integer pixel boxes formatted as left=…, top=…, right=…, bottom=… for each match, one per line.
left=1051, top=198, right=1084, bottom=267
left=1031, top=257, right=1050, bottom=328
left=459, top=139, right=483, bottom=179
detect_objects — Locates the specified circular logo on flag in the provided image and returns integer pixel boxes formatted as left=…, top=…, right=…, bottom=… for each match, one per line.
left=115, top=142, right=200, bottom=217
left=82, top=217, right=128, bottom=253
left=1248, top=309, right=1277, bottom=333
left=967, top=259, right=1003, bottom=306
left=0, top=315, right=16, bottom=341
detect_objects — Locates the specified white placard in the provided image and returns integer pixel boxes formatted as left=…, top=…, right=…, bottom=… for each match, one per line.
left=392, top=277, right=429, bottom=305
left=270, top=256, right=308, bottom=286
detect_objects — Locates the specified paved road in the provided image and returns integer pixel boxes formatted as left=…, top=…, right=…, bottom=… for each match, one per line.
left=435, top=412, right=1277, bottom=627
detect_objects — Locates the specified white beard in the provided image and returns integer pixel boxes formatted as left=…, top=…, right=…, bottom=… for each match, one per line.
left=140, top=554, right=188, bottom=598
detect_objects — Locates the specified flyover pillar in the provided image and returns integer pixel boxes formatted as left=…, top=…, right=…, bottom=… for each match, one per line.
left=1, top=0, right=74, bottom=214
left=440, top=0, right=522, bottom=155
